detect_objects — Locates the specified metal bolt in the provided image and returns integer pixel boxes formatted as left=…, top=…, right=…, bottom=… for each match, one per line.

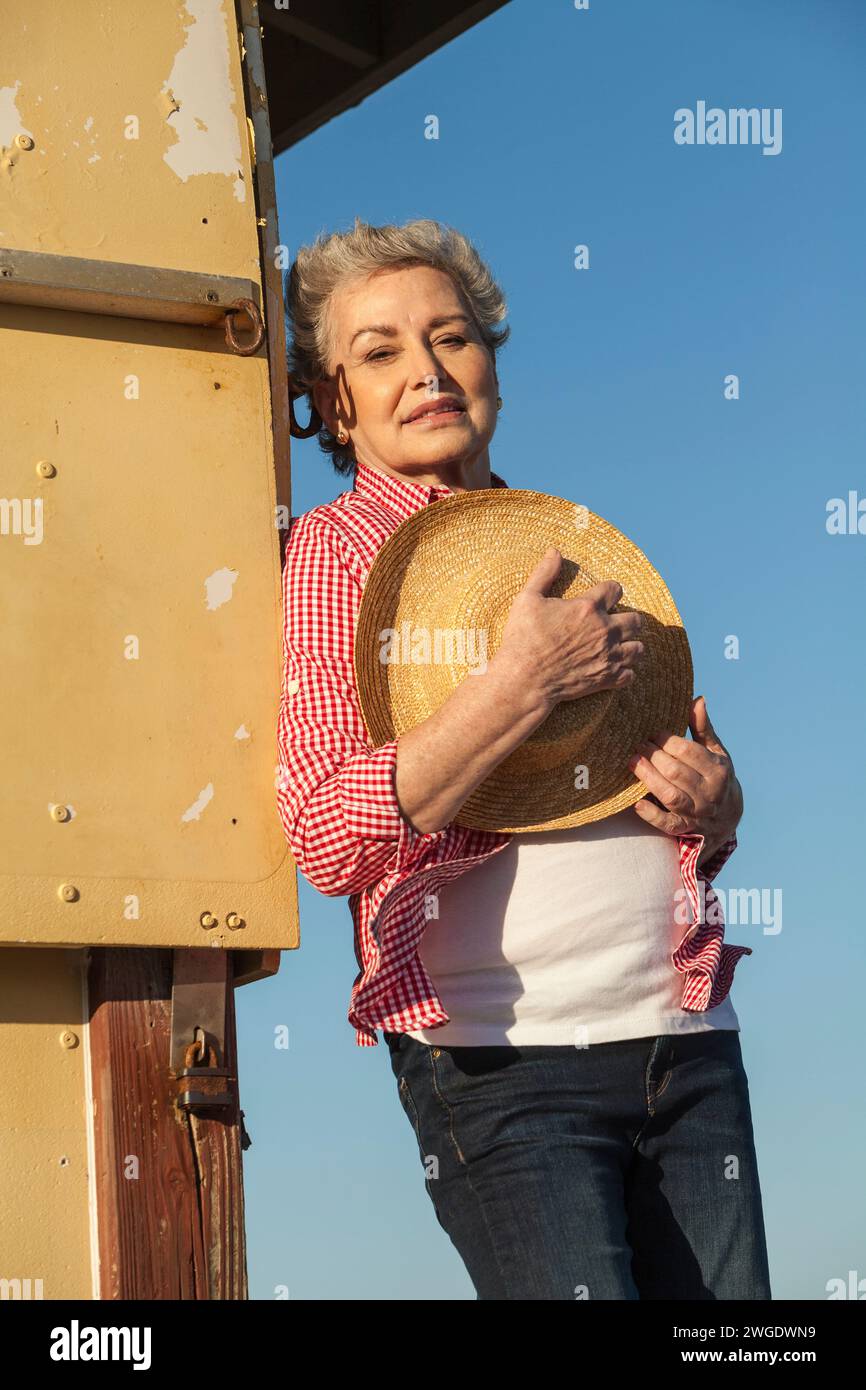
left=37, top=460, right=56, bottom=478
left=200, top=911, right=217, bottom=929
left=51, top=804, right=70, bottom=822
left=58, top=884, right=79, bottom=902
left=226, top=912, right=245, bottom=930
left=60, top=1030, right=79, bottom=1049
left=15, top=134, right=34, bottom=150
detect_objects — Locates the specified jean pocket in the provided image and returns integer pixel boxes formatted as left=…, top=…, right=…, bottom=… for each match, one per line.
left=397, top=1073, right=423, bottom=1144
left=387, top=1038, right=427, bottom=1146
left=426, top=1040, right=515, bottom=1109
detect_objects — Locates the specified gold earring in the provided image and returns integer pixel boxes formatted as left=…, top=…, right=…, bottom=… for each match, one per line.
left=336, top=425, right=349, bottom=445
left=496, top=395, right=503, bottom=410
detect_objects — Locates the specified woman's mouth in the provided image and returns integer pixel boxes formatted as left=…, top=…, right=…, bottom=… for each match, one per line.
left=403, top=398, right=467, bottom=426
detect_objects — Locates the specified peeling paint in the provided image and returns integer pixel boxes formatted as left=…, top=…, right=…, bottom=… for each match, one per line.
left=161, top=0, right=246, bottom=202
left=0, top=81, right=35, bottom=148
left=204, top=566, right=238, bottom=610
left=2, top=6, right=257, bottom=272
left=160, top=88, right=181, bottom=120
left=181, top=783, right=214, bottom=822
left=234, top=724, right=250, bottom=740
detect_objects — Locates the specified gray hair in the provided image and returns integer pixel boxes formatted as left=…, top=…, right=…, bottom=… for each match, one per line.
left=284, top=216, right=510, bottom=476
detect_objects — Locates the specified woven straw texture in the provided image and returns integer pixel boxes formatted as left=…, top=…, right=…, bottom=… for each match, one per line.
left=354, top=489, right=692, bottom=833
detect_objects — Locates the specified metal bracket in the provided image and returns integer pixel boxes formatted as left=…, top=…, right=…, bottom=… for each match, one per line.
left=0, top=246, right=261, bottom=331
left=170, top=948, right=228, bottom=1075
left=232, top=948, right=281, bottom=988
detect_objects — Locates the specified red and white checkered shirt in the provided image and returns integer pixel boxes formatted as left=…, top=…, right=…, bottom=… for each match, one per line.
left=277, top=459, right=750, bottom=1048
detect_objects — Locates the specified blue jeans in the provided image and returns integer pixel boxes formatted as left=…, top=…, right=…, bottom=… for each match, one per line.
left=384, top=1029, right=772, bottom=1300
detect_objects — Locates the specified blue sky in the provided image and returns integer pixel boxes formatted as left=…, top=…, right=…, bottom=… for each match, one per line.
left=238, top=0, right=866, bottom=1300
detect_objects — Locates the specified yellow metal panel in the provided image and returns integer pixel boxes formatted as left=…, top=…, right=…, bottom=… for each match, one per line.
left=0, top=950, right=91, bottom=1299
left=0, top=0, right=258, bottom=280
left=0, top=0, right=298, bottom=949
left=0, top=304, right=297, bottom=948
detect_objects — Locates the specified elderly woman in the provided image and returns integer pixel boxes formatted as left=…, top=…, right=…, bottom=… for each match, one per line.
left=277, top=217, right=771, bottom=1301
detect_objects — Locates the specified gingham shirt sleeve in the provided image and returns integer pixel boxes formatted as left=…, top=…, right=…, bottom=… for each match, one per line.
left=276, top=510, right=449, bottom=897
left=696, top=831, right=738, bottom=882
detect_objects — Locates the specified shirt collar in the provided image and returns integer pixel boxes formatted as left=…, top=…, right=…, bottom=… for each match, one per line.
left=351, top=457, right=509, bottom=524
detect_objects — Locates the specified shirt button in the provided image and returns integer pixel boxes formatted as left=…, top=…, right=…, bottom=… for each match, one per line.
left=286, top=678, right=300, bottom=695
left=431, top=1048, right=441, bottom=1058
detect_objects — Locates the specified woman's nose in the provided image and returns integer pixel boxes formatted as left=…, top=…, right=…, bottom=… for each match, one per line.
left=405, top=340, right=447, bottom=383
left=411, top=363, right=453, bottom=394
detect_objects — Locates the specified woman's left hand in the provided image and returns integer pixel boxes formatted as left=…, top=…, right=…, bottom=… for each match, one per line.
left=627, top=696, right=743, bottom=862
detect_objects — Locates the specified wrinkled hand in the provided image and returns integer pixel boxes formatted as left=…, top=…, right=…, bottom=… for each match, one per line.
left=627, top=696, right=743, bottom=862
left=498, top=550, right=645, bottom=707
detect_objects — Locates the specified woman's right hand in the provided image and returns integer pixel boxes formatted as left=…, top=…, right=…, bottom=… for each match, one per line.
left=394, top=547, right=645, bottom=834
left=495, top=546, right=644, bottom=711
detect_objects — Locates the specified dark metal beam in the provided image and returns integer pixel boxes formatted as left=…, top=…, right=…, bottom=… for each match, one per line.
left=262, top=0, right=511, bottom=155
left=264, top=0, right=380, bottom=70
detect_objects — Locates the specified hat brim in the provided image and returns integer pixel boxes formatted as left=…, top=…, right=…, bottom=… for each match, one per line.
left=354, top=489, right=693, bottom=833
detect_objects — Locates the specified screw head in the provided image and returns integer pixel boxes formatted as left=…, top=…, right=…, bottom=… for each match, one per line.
left=60, top=1030, right=79, bottom=1049
left=58, top=884, right=79, bottom=902
left=15, top=133, right=34, bottom=150
left=51, top=804, right=70, bottom=822
left=226, top=912, right=245, bottom=930
left=200, top=911, right=217, bottom=929
left=37, top=460, right=56, bottom=478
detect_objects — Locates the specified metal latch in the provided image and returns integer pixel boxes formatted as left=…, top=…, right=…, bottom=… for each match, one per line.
left=170, top=949, right=235, bottom=1114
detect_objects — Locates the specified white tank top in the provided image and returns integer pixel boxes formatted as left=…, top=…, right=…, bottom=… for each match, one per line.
left=405, top=808, right=739, bottom=1046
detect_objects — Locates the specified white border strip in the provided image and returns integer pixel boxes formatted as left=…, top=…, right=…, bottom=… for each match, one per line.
left=80, top=949, right=101, bottom=1300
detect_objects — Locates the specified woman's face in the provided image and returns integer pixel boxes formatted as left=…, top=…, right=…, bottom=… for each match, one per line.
left=313, top=265, right=499, bottom=482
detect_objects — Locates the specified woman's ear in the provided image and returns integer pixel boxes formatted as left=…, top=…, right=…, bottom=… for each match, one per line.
left=312, top=378, right=338, bottom=435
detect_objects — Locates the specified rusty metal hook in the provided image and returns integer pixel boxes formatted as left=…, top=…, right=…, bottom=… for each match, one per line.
left=224, top=296, right=265, bottom=356
left=288, top=374, right=323, bottom=439
left=184, top=1035, right=218, bottom=1070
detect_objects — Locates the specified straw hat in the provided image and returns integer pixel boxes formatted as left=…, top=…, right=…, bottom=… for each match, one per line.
left=354, top=488, right=692, bottom=833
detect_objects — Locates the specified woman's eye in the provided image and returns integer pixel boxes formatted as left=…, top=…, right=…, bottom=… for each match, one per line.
left=367, top=337, right=465, bottom=362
